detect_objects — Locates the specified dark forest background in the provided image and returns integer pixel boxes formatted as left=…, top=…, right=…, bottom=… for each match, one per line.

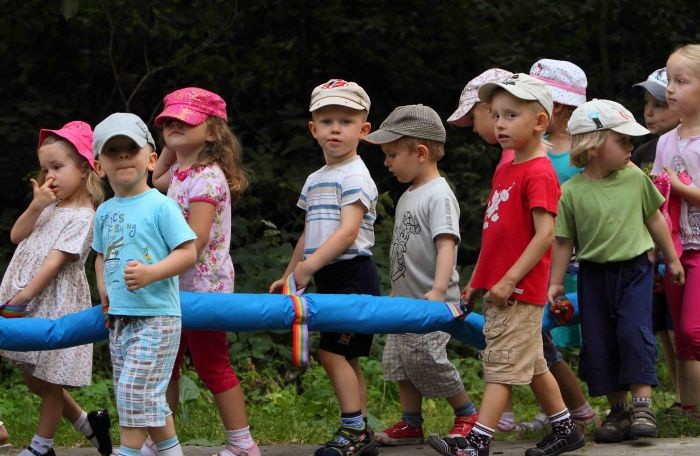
left=1, top=0, right=699, bottom=287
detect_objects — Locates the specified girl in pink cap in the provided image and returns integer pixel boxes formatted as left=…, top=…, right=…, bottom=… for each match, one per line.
left=0, top=122, right=112, bottom=456
left=151, top=87, right=259, bottom=456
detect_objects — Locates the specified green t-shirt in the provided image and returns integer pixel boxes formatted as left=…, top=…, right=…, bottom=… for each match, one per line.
left=555, top=165, right=664, bottom=263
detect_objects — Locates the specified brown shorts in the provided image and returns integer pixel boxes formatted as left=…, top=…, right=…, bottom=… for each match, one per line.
left=481, top=301, right=548, bottom=384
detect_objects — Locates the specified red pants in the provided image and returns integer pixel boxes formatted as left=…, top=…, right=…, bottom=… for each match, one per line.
left=171, top=330, right=240, bottom=393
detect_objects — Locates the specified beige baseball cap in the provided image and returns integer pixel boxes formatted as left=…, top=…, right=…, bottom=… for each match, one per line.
left=309, top=79, right=370, bottom=112
left=568, top=99, right=650, bottom=136
left=478, top=73, right=553, bottom=118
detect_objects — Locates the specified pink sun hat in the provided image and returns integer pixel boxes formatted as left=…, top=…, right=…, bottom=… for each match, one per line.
left=155, top=87, right=227, bottom=126
left=448, top=68, right=513, bottom=126
left=38, top=120, right=96, bottom=170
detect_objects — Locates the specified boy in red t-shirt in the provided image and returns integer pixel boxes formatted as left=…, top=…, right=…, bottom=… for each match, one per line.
left=428, top=74, right=583, bottom=456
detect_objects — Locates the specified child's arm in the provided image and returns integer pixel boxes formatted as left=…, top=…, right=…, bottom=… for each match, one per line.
left=425, top=234, right=458, bottom=302
left=122, top=240, right=197, bottom=291
left=547, top=237, right=574, bottom=306
left=293, top=200, right=366, bottom=289
left=152, top=146, right=177, bottom=193
left=665, top=166, right=700, bottom=206
left=10, top=177, right=58, bottom=244
left=8, top=249, right=76, bottom=305
left=645, top=209, right=685, bottom=285
left=487, top=207, right=555, bottom=307
left=187, top=202, right=216, bottom=256
left=269, top=230, right=306, bottom=293
left=94, top=252, right=111, bottom=328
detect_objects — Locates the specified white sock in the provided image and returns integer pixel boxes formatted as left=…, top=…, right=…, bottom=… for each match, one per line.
left=140, top=435, right=158, bottom=456
left=72, top=411, right=99, bottom=448
left=155, top=436, right=183, bottom=456
left=23, top=434, right=53, bottom=455
left=227, top=426, right=255, bottom=449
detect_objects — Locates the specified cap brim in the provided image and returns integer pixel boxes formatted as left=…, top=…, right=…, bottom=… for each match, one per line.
left=95, top=131, right=149, bottom=156
left=611, top=122, right=651, bottom=136
left=633, top=81, right=667, bottom=102
left=364, top=129, right=404, bottom=144
left=155, top=106, right=208, bottom=126
left=446, top=103, right=476, bottom=127
left=310, top=97, right=366, bottom=112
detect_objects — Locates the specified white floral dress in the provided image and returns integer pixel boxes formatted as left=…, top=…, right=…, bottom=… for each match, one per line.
left=0, top=204, right=95, bottom=386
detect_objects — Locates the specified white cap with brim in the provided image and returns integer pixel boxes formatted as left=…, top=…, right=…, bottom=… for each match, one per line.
left=633, top=68, right=668, bottom=103
left=478, top=73, right=553, bottom=118
left=567, top=99, right=650, bottom=136
left=93, top=113, right=156, bottom=158
left=309, top=79, right=370, bottom=113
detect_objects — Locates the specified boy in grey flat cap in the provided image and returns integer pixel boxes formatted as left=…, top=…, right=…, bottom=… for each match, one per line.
left=365, top=105, right=479, bottom=446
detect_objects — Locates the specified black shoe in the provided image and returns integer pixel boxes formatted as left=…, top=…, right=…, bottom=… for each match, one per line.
left=87, top=409, right=113, bottom=456
left=525, top=426, right=584, bottom=456
left=427, top=435, right=489, bottom=456
left=313, top=425, right=379, bottom=456
left=25, top=447, right=57, bottom=456
left=594, top=406, right=630, bottom=443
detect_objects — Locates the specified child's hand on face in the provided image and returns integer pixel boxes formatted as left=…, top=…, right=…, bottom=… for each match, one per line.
left=123, top=261, right=154, bottom=291
left=30, top=176, right=57, bottom=209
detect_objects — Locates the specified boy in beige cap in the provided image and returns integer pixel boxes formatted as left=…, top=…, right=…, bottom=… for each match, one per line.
left=364, top=105, right=479, bottom=446
left=429, top=74, right=583, bottom=456
left=270, top=79, right=380, bottom=456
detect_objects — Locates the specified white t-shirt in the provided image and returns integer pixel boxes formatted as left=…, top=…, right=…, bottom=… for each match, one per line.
left=390, top=177, right=461, bottom=305
left=297, top=155, right=378, bottom=261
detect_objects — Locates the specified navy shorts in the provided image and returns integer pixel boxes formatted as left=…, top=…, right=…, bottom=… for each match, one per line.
left=314, top=255, right=381, bottom=360
left=577, top=253, right=658, bottom=396
left=542, top=331, right=564, bottom=368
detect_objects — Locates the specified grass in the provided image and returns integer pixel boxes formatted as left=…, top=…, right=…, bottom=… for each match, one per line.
left=1, top=337, right=699, bottom=449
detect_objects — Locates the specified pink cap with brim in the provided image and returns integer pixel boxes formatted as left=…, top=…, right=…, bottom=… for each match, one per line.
left=447, top=68, right=513, bottom=127
left=155, top=87, right=227, bottom=126
left=38, top=121, right=95, bottom=170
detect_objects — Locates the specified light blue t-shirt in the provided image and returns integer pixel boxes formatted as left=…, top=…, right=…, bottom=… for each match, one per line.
left=548, top=149, right=582, bottom=184
left=93, top=188, right=196, bottom=317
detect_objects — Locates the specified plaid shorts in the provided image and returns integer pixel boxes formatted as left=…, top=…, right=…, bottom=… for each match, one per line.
left=382, top=331, right=465, bottom=398
left=109, top=315, right=181, bottom=427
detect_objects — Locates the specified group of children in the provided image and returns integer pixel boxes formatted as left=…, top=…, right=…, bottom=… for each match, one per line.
left=1, top=43, right=700, bottom=456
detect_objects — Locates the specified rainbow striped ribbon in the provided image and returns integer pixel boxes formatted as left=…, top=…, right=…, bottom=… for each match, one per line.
left=0, top=302, right=27, bottom=318
left=283, top=274, right=310, bottom=367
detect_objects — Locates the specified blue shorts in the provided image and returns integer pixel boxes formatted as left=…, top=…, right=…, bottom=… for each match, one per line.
left=577, top=254, right=657, bottom=396
left=109, top=316, right=181, bottom=427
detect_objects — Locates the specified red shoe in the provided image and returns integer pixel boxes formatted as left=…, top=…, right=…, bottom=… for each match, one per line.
left=374, top=421, right=424, bottom=446
left=447, top=413, right=478, bottom=437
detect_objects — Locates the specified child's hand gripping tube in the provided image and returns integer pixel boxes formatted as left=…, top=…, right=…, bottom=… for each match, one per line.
left=549, top=295, right=574, bottom=325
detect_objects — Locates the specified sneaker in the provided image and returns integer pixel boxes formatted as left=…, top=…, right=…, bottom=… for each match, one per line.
left=374, top=421, right=424, bottom=445
left=594, top=406, right=630, bottom=443
left=447, top=414, right=478, bottom=437
left=24, top=447, right=57, bottom=456
left=313, top=426, right=379, bottom=456
left=524, top=426, right=585, bottom=455
left=87, top=410, right=113, bottom=456
left=627, top=402, right=657, bottom=439
left=427, top=435, right=489, bottom=456
left=516, top=412, right=548, bottom=433
left=212, top=444, right=261, bottom=456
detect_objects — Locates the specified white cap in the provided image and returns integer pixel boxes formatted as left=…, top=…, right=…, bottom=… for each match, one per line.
left=529, top=58, right=587, bottom=107
left=568, top=99, right=650, bottom=136
left=633, top=68, right=668, bottom=102
left=93, top=113, right=156, bottom=157
left=478, top=73, right=553, bottom=118
left=447, top=68, right=513, bottom=126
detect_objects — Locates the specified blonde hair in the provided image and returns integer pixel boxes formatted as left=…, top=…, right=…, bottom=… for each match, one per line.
left=570, top=130, right=608, bottom=168
left=194, top=117, right=250, bottom=201
left=672, top=44, right=700, bottom=75
left=38, top=136, right=104, bottom=208
left=399, top=137, right=445, bottom=161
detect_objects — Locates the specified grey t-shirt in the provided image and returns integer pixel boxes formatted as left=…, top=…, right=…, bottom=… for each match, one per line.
left=390, top=177, right=461, bottom=305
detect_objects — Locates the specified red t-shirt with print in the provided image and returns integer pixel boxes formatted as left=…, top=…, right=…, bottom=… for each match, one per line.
left=471, top=156, right=560, bottom=305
